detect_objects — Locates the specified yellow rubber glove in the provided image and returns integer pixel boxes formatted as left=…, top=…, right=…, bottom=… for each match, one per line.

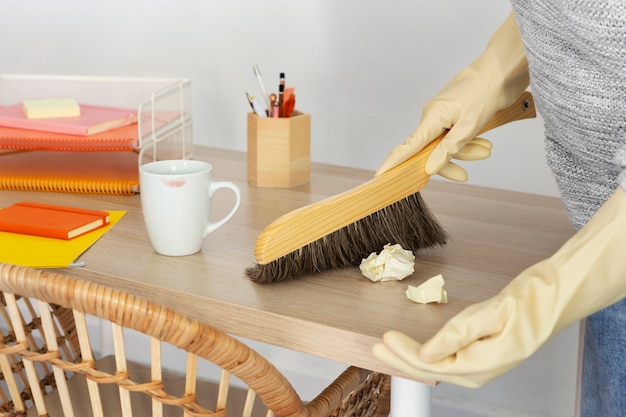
left=373, top=187, right=626, bottom=387
left=376, top=11, right=529, bottom=180
left=437, top=138, right=493, bottom=182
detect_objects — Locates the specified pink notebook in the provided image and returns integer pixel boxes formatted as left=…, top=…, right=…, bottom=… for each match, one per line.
left=0, top=103, right=137, bottom=136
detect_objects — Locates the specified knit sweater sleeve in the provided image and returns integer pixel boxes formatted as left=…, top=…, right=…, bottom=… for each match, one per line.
left=617, top=145, right=626, bottom=192
left=563, top=1, right=626, bottom=80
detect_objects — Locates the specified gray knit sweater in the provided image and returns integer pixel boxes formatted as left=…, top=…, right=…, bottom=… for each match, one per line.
left=511, top=0, right=626, bottom=229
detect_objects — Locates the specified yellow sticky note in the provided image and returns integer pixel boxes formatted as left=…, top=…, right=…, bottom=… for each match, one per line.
left=0, top=210, right=125, bottom=267
left=23, top=98, right=80, bottom=119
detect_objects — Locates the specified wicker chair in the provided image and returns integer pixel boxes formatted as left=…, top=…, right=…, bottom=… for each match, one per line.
left=0, top=263, right=389, bottom=417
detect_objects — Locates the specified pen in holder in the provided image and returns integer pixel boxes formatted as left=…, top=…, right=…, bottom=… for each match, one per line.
left=247, top=111, right=311, bottom=188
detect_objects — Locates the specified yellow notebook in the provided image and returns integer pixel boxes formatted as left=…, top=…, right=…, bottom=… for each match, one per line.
left=0, top=210, right=125, bottom=267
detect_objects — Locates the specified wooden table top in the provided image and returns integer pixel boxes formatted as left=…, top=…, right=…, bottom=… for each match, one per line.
left=0, top=146, right=575, bottom=379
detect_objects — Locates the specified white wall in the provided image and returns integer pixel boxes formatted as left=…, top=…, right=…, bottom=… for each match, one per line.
left=0, top=2, right=576, bottom=416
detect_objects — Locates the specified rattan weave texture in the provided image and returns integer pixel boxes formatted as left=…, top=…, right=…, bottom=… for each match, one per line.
left=0, top=263, right=389, bottom=417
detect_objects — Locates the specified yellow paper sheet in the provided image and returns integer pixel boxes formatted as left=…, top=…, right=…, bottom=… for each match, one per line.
left=0, top=210, right=125, bottom=268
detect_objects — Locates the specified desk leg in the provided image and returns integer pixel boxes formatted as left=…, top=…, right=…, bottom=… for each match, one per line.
left=390, top=376, right=431, bottom=417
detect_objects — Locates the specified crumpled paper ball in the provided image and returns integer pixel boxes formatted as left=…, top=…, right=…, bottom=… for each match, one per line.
left=359, top=243, right=415, bottom=282
left=406, top=274, right=448, bottom=304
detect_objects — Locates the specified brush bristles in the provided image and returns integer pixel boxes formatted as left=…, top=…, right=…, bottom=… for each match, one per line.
left=246, top=192, right=448, bottom=283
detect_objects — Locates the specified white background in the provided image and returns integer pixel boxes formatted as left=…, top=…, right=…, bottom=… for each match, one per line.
left=0, top=2, right=577, bottom=415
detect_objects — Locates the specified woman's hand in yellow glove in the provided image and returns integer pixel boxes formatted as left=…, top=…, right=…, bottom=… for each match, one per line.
left=374, top=188, right=626, bottom=387
left=376, top=12, right=529, bottom=180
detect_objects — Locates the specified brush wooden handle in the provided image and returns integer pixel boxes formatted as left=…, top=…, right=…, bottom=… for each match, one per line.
left=255, top=92, right=536, bottom=264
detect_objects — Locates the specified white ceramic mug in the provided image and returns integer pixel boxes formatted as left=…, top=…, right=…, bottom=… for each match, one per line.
left=139, top=160, right=241, bottom=256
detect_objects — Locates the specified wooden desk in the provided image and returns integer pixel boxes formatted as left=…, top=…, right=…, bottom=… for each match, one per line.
left=0, top=146, right=575, bottom=383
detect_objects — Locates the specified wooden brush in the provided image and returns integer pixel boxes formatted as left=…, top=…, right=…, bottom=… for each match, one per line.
left=247, top=92, right=536, bottom=283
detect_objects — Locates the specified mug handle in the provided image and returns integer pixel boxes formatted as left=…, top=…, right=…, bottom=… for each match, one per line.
left=204, top=181, right=242, bottom=236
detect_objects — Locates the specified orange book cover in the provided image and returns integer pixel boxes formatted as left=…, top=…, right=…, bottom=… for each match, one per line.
left=0, top=210, right=125, bottom=267
left=0, top=122, right=139, bottom=151
left=0, top=202, right=110, bottom=240
left=0, top=103, right=137, bottom=136
left=0, top=150, right=140, bottom=195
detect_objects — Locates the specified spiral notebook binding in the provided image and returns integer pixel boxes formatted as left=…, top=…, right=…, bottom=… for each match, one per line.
left=0, top=122, right=139, bottom=152
left=0, top=150, right=140, bottom=195
left=0, top=177, right=138, bottom=195
left=0, top=137, right=137, bottom=152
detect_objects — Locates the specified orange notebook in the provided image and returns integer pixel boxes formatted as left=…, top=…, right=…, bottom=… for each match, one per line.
left=0, top=123, right=139, bottom=152
left=0, top=150, right=140, bottom=195
left=0, top=202, right=110, bottom=240
left=0, top=210, right=125, bottom=267
left=0, top=103, right=137, bottom=136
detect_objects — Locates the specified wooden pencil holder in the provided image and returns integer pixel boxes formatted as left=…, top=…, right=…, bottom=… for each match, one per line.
left=247, top=111, right=310, bottom=188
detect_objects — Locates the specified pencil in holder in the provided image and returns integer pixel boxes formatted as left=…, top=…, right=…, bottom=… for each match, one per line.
left=247, top=111, right=311, bottom=188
